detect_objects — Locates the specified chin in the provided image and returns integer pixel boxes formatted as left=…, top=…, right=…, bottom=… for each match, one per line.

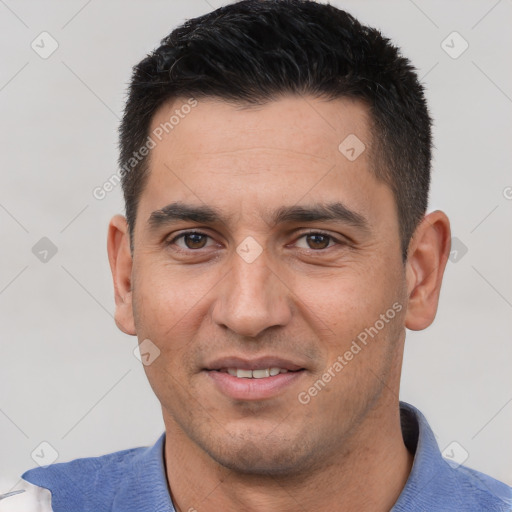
left=203, top=435, right=313, bottom=477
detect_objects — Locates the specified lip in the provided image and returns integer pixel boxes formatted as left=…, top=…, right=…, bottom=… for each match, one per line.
left=206, top=369, right=306, bottom=401
left=204, top=356, right=306, bottom=372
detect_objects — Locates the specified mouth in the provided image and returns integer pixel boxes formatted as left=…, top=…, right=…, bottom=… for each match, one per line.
left=210, top=367, right=302, bottom=378
left=204, top=366, right=306, bottom=401
left=204, top=356, right=306, bottom=373
left=203, top=357, right=307, bottom=400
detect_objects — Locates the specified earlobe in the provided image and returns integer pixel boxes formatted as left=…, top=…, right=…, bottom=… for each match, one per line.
left=404, top=211, right=451, bottom=331
left=107, top=214, right=137, bottom=336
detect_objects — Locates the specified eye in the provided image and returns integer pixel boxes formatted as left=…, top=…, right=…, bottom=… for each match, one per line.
left=294, top=231, right=340, bottom=250
left=167, top=231, right=215, bottom=250
left=166, top=230, right=344, bottom=253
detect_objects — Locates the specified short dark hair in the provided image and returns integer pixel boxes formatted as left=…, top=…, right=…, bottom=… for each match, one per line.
left=119, top=0, right=432, bottom=260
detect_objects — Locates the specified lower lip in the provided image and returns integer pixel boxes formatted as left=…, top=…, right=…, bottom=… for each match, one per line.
left=206, top=370, right=305, bottom=401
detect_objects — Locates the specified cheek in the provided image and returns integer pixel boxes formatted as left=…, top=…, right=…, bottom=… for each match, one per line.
left=131, top=278, right=182, bottom=368
left=291, top=262, right=405, bottom=388
left=296, top=266, right=397, bottom=336
left=133, top=258, right=210, bottom=328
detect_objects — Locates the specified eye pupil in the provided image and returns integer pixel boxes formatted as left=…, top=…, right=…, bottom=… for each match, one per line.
left=185, top=233, right=207, bottom=249
left=307, top=234, right=330, bottom=250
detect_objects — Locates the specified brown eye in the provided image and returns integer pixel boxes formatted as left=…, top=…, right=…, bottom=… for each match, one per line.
left=294, top=232, right=338, bottom=251
left=168, top=231, right=213, bottom=250
left=305, top=233, right=331, bottom=250
left=182, top=233, right=208, bottom=249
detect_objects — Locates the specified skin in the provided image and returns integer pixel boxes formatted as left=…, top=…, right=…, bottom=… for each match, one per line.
left=107, top=95, right=451, bottom=511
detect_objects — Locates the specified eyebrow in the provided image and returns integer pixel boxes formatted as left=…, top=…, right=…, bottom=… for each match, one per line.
left=147, top=201, right=370, bottom=233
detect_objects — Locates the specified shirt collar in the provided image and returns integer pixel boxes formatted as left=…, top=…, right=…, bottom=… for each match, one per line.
left=391, top=401, right=450, bottom=510
left=393, top=401, right=511, bottom=510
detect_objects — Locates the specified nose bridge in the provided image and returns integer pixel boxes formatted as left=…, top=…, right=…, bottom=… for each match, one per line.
left=212, top=247, right=292, bottom=338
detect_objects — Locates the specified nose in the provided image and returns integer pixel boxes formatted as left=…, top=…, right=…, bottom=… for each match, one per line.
left=211, top=247, right=292, bottom=338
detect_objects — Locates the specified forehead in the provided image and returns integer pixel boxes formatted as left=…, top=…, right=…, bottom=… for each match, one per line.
left=138, top=95, right=394, bottom=236
left=148, top=95, right=372, bottom=167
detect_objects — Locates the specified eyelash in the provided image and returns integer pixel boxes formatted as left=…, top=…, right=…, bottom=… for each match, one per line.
left=166, top=230, right=344, bottom=252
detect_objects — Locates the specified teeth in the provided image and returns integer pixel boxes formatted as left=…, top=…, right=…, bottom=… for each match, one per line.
left=225, top=367, right=291, bottom=378
left=252, top=368, right=270, bottom=379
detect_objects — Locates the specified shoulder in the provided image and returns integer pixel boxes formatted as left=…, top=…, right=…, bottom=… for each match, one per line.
left=450, top=464, right=512, bottom=511
left=20, top=444, right=151, bottom=511
left=19, top=433, right=172, bottom=512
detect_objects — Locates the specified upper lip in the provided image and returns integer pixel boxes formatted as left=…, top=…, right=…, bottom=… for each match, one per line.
left=204, top=356, right=306, bottom=372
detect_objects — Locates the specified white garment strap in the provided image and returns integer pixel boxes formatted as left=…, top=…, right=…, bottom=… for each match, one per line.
left=0, top=478, right=53, bottom=512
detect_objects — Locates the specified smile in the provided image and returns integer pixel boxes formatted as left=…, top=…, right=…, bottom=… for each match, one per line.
left=206, top=368, right=306, bottom=400
left=218, top=367, right=292, bottom=378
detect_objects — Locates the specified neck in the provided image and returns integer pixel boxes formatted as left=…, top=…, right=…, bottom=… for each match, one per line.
left=163, top=399, right=413, bottom=512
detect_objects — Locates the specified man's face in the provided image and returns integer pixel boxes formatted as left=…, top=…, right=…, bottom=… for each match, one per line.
left=128, top=95, right=409, bottom=475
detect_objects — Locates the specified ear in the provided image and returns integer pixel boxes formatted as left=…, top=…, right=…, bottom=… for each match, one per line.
left=107, top=214, right=136, bottom=336
left=404, top=210, right=451, bottom=331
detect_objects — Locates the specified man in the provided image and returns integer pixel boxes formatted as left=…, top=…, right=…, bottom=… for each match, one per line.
left=11, top=0, right=511, bottom=510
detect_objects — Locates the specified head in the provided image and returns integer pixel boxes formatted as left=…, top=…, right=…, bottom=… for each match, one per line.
left=108, top=0, right=450, bottom=477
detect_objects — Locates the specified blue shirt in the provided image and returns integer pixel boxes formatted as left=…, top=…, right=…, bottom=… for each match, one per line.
left=20, top=402, right=512, bottom=511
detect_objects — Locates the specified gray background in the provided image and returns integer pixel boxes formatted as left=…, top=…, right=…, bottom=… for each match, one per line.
left=1, top=0, right=511, bottom=487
